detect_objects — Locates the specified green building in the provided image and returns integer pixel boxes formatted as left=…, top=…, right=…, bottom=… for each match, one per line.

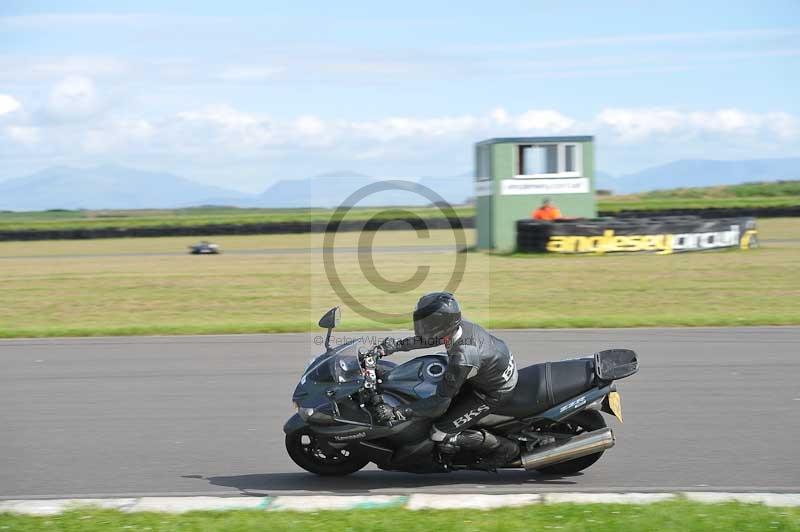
left=474, top=136, right=596, bottom=252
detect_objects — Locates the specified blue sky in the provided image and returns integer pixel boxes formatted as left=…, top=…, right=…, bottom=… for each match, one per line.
left=1, top=0, right=798, bottom=191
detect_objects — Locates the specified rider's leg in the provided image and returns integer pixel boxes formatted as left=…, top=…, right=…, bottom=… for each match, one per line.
left=430, top=388, right=519, bottom=467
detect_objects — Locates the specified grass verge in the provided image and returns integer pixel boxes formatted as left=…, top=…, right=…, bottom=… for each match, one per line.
left=0, top=220, right=797, bottom=338
left=1, top=501, right=799, bottom=531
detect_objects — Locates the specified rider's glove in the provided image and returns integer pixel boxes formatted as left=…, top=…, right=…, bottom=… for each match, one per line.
left=380, top=337, right=398, bottom=356
left=373, top=404, right=412, bottom=425
left=373, top=403, right=394, bottom=424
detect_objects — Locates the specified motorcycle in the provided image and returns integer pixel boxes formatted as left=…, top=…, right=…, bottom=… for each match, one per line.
left=284, top=306, right=638, bottom=476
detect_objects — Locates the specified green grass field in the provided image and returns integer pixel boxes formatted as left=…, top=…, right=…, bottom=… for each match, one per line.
left=0, top=205, right=473, bottom=232
left=1, top=219, right=797, bottom=338
left=1, top=501, right=799, bottom=531
left=598, top=180, right=800, bottom=212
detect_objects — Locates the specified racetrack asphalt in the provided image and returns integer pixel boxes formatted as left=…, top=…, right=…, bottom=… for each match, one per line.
left=1, top=327, right=798, bottom=499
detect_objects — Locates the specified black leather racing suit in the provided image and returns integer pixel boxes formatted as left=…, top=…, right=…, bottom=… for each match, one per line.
left=388, top=319, right=518, bottom=435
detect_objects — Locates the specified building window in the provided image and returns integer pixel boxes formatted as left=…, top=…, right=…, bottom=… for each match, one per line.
left=476, top=144, right=492, bottom=181
left=517, top=143, right=581, bottom=178
left=564, top=144, right=576, bottom=172
left=520, top=145, right=557, bottom=175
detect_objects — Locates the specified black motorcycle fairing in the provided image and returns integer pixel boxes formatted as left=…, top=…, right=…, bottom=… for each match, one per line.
left=293, top=381, right=362, bottom=411
left=381, top=354, right=447, bottom=401
left=283, top=413, right=305, bottom=435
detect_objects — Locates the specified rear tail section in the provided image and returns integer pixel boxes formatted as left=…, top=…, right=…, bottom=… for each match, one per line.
left=594, top=349, right=638, bottom=381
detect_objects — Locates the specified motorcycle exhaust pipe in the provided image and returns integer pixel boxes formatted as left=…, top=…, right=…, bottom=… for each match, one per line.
left=514, top=428, right=615, bottom=471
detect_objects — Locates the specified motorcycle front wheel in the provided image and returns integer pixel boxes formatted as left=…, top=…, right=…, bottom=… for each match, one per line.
left=285, top=431, right=369, bottom=476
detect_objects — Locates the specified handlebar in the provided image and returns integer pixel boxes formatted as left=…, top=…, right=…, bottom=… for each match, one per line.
left=359, top=347, right=381, bottom=390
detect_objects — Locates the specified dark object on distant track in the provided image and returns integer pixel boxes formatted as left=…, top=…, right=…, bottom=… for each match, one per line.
left=284, top=306, right=638, bottom=477
left=188, top=241, right=220, bottom=254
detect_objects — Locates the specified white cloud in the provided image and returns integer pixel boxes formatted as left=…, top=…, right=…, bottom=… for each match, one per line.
left=177, top=105, right=259, bottom=128
left=81, top=119, right=155, bottom=153
left=490, top=108, right=511, bottom=125
left=0, top=94, right=22, bottom=116
left=514, top=110, right=576, bottom=132
left=123, top=119, right=155, bottom=141
left=597, top=107, right=800, bottom=143
left=215, top=66, right=283, bottom=82
left=37, top=56, right=128, bottom=78
left=176, top=105, right=276, bottom=150
left=46, top=76, right=102, bottom=121
left=349, top=115, right=480, bottom=141
left=5, top=125, right=40, bottom=145
left=0, top=13, right=150, bottom=29
left=687, top=109, right=760, bottom=133
left=293, top=115, right=327, bottom=136
left=4, top=100, right=797, bottom=184
left=463, top=28, right=800, bottom=52
left=764, top=112, right=800, bottom=140
left=596, top=108, right=684, bottom=141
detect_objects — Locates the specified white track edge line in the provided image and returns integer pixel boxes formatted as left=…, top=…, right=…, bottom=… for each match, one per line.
left=1, top=492, right=800, bottom=515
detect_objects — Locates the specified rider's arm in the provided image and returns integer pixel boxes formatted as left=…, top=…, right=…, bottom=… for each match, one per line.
left=394, top=335, right=432, bottom=352
left=380, top=335, right=432, bottom=356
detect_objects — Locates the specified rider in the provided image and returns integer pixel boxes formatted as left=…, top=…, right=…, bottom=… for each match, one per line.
left=373, top=292, right=520, bottom=468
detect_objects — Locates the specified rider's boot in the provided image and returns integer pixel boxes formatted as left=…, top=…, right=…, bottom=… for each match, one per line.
left=440, top=429, right=520, bottom=468
left=479, top=430, right=520, bottom=468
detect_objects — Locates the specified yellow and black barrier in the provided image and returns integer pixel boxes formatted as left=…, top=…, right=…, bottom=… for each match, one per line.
left=517, top=216, right=758, bottom=255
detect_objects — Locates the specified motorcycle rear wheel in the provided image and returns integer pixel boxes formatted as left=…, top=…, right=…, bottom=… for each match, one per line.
left=286, top=431, right=369, bottom=476
left=535, top=410, right=607, bottom=476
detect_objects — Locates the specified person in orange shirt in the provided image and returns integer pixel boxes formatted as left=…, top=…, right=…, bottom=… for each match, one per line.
left=531, top=198, right=562, bottom=221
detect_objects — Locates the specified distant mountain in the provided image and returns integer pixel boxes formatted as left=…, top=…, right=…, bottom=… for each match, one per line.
left=418, top=172, right=473, bottom=204
left=594, top=171, right=616, bottom=191
left=312, top=170, right=372, bottom=179
left=0, top=165, right=247, bottom=211
left=4, top=158, right=798, bottom=211
left=0, top=165, right=475, bottom=211
left=600, top=158, right=800, bottom=194
left=258, top=173, right=377, bottom=208
left=257, top=172, right=474, bottom=208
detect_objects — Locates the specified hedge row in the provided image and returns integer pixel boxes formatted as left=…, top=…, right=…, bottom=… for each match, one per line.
left=0, top=204, right=796, bottom=242
left=599, top=205, right=800, bottom=218
left=0, top=217, right=473, bottom=242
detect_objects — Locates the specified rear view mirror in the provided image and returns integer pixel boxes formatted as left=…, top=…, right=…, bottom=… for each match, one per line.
left=318, top=307, right=341, bottom=350
left=318, top=307, right=341, bottom=329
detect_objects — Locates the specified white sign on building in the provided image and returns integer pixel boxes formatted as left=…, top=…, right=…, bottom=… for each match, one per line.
left=500, top=177, right=590, bottom=196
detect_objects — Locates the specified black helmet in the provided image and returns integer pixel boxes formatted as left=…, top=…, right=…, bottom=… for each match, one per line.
left=413, top=292, right=462, bottom=344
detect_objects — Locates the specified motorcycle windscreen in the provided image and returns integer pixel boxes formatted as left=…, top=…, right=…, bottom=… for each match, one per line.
left=333, top=354, right=363, bottom=383
left=301, top=344, right=363, bottom=384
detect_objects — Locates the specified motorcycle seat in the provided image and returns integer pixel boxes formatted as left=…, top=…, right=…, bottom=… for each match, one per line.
left=493, top=358, right=596, bottom=418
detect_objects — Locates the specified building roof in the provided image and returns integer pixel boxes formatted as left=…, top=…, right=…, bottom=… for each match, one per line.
left=476, top=136, right=593, bottom=145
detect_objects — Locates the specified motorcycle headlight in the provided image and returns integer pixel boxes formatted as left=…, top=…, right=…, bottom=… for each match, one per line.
left=297, top=405, right=315, bottom=420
